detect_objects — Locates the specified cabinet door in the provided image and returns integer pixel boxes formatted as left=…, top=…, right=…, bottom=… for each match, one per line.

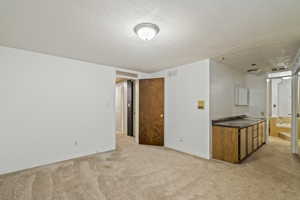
left=261, top=122, right=265, bottom=143
left=213, top=126, right=239, bottom=163
left=239, top=129, right=247, bottom=160
left=253, top=137, right=258, bottom=150
left=247, top=127, right=253, bottom=154
left=253, top=125, right=258, bottom=137
left=258, top=123, right=263, bottom=146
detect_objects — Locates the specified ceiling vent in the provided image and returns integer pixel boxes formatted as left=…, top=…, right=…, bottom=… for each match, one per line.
left=246, top=68, right=262, bottom=74
left=271, top=66, right=288, bottom=72
left=246, top=64, right=262, bottom=75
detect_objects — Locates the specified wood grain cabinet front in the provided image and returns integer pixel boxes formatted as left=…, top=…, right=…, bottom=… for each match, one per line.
left=258, top=122, right=265, bottom=146
left=239, top=128, right=247, bottom=160
left=213, top=121, right=266, bottom=163
left=247, top=126, right=253, bottom=154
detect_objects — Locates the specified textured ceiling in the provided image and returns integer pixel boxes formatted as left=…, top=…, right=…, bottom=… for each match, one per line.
left=0, top=0, right=300, bottom=72
left=212, top=39, right=300, bottom=73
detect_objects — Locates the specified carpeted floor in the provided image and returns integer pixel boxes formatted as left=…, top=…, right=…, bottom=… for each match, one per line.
left=0, top=135, right=299, bottom=200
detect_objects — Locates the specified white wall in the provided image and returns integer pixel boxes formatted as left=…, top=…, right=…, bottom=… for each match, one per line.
left=210, top=60, right=267, bottom=119
left=271, top=79, right=281, bottom=116
left=115, top=81, right=127, bottom=135
left=152, top=60, right=211, bottom=159
left=0, top=46, right=116, bottom=174
left=246, top=74, right=267, bottom=117
left=210, top=60, right=248, bottom=119
left=115, top=83, right=123, bottom=134
left=271, top=78, right=292, bottom=117
left=278, top=79, right=292, bottom=117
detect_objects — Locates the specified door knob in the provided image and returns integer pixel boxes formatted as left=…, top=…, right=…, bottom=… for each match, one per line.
left=160, top=114, right=164, bottom=118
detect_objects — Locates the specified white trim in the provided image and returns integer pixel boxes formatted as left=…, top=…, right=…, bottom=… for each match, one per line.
left=292, top=49, right=300, bottom=74
left=265, top=78, right=271, bottom=144
left=291, top=48, right=300, bottom=154
left=116, top=75, right=139, bottom=80
left=291, top=74, right=298, bottom=154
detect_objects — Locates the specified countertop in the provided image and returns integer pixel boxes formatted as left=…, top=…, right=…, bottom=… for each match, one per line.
left=212, top=115, right=265, bottom=128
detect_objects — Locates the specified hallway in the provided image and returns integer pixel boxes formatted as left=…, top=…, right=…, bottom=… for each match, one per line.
left=0, top=135, right=299, bottom=200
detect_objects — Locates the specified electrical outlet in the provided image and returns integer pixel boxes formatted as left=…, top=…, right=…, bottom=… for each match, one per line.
left=179, top=138, right=183, bottom=142
left=74, top=141, right=78, bottom=146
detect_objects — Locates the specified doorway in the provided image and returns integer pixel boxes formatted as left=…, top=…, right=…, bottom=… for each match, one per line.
left=268, top=73, right=292, bottom=143
left=292, top=71, right=300, bottom=155
left=115, top=78, right=135, bottom=137
left=115, top=75, right=165, bottom=147
left=267, top=70, right=300, bottom=155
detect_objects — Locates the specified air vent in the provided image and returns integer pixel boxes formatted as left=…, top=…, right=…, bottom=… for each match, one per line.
left=247, top=68, right=259, bottom=73
left=247, top=68, right=262, bottom=74
left=271, top=67, right=287, bottom=72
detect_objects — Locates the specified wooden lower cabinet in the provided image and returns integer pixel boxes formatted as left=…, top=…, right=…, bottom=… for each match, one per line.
left=247, top=127, right=253, bottom=154
left=258, top=123, right=265, bottom=146
left=213, top=121, right=265, bottom=163
left=253, top=137, right=258, bottom=150
left=239, top=128, right=247, bottom=160
left=212, top=126, right=239, bottom=163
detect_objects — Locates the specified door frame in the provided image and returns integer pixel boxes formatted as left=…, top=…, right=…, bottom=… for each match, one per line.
left=291, top=74, right=298, bottom=154
left=291, top=49, right=300, bottom=154
left=115, top=73, right=139, bottom=143
left=127, top=80, right=134, bottom=137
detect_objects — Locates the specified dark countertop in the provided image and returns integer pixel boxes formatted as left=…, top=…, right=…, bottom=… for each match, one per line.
left=212, top=115, right=265, bottom=128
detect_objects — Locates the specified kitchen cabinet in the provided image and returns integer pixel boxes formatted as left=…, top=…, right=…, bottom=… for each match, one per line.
left=239, top=128, right=247, bottom=160
left=212, top=117, right=266, bottom=163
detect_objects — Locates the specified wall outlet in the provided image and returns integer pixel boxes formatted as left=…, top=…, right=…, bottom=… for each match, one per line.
left=74, top=141, right=78, bottom=146
left=178, top=138, right=183, bottom=142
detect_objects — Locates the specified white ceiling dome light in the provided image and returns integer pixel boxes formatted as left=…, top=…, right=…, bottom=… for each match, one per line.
left=134, top=23, right=160, bottom=41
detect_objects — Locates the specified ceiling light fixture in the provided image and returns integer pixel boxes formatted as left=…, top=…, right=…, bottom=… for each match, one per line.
left=134, top=23, right=160, bottom=41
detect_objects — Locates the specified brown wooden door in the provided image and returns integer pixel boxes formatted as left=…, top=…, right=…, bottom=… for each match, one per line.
left=139, top=78, right=164, bottom=146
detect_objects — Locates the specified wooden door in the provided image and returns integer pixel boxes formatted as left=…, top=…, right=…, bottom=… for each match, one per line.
left=139, top=78, right=164, bottom=146
left=127, top=80, right=134, bottom=137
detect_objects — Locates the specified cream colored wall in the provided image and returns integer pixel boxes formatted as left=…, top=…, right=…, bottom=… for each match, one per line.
left=210, top=60, right=267, bottom=119
left=152, top=59, right=211, bottom=159
left=0, top=46, right=116, bottom=174
left=115, top=81, right=128, bottom=135
left=210, top=60, right=248, bottom=119
left=271, top=78, right=292, bottom=117
left=246, top=74, right=267, bottom=117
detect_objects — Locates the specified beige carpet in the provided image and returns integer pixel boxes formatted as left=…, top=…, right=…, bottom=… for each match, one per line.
left=0, top=135, right=299, bottom=200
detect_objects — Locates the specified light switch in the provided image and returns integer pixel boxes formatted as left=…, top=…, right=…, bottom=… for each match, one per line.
left=197, top=100, right=205, bottom=109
